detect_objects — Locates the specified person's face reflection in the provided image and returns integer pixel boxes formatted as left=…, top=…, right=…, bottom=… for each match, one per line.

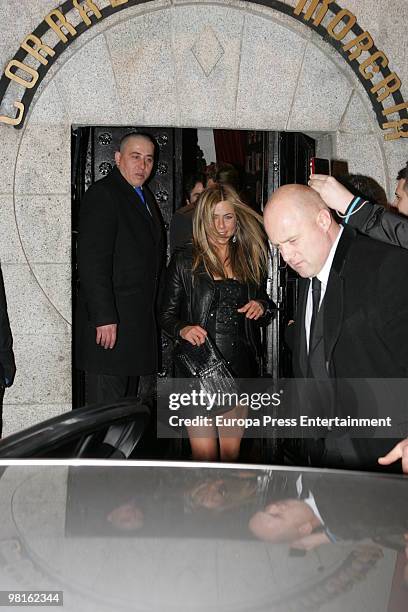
left=249, top=500, right=315, bottom=543
left=107, top=503, right=144, bottom=531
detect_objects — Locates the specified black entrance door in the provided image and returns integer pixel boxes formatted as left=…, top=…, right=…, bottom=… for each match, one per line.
left=71, top=126, right=181, bottom=407
left=71, top=128, right=315, bottom=408
left=266, top=132, right=316, bottom=379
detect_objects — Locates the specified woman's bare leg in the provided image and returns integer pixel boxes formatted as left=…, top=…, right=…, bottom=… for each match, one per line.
left=187, top=423, right=219, bottom=461
left=218, top=405, right=247, bottom=462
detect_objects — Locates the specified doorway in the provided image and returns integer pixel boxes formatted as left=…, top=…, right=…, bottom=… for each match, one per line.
left=71, top=127, right=316, bottom=408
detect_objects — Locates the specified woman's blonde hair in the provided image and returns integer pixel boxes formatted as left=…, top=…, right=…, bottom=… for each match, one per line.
left=192, top=185, right=268, bottom=286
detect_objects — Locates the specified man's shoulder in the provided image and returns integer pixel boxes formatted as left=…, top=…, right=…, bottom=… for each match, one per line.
left=83, top=173, right=115, bottom=199
left=82, top=169, right=129, bottom=212
left=343, top=230, right=408, bottom=289
left=352, top=230, right=408, bottom=261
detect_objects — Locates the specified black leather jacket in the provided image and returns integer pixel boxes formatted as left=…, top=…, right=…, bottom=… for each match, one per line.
left=345, top=197, right=408, bottom=248
left=159, top=244, right=275, bottom=368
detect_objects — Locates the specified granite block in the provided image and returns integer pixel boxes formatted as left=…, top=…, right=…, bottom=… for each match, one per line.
left=4, top=332, right=71, bottom=405
left=236, top=14, right=307, bottom=130
left=335, top=132, right=388, bottom=197
left=339, top=90, right=376, bottom=134
left=1, top=264, right=70, bottom=335
left=14, top=194, right=70, bottom=264
left=0, top=126, right=21, bottom=195
left=105, top=8, right=178, bottom=125
left=54, top=34, right=124, bottom=125
left=288, top=41, right=353, bottom=131
left=31, top=263, right=72, bottom=324
left=170, top=4, right=244, bottom=128
left=0, top=195, right=26, bottom=264
left=14, top=121, right=70, bottom=195
left=3, top=403, right=71, bottom=437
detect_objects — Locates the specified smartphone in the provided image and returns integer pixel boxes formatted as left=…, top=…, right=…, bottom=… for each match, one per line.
left=310, top=157, right=331, bottom=175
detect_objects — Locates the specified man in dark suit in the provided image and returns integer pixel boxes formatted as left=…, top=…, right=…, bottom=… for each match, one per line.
left=0, top=265, right=16, bottom=437
left=76, top=132, right=165, bottom=404
left=264, top=184, right=408, bottom=472
left=249, top=471, right=408, bottom=551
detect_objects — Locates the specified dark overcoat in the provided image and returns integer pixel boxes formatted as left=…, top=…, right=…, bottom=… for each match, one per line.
left=292, top=226, right=408, bottom=380
left=291, top=226, right=408, bottom=468
left=76, top=167, right=165, bottom=376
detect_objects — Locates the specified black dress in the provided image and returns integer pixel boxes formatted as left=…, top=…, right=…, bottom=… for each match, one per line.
left=206, top=279, right=258, bottom=378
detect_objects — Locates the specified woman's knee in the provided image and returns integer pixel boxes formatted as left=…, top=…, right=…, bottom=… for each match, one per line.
left=189, top=437, right=218, bottom=461
left=219, top=438, right=241, bottom=462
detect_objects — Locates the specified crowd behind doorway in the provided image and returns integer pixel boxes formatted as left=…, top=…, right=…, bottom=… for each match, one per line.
left=71, top=126, right=316, bottom=411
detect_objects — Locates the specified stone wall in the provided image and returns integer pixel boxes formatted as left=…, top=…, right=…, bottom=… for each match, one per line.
left=0, top=0, right=407, bottom=434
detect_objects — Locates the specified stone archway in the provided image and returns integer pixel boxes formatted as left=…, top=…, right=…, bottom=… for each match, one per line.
left=0, top=0, right=406, bottom=434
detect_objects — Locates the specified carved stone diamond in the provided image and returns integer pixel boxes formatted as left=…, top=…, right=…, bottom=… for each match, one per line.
left=191, top=26, right=224, bottom=77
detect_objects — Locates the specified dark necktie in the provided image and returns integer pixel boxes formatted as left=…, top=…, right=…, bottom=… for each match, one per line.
left=309, top=276, right=321, bottom=351
left=135, top=186, right=151, bottom=216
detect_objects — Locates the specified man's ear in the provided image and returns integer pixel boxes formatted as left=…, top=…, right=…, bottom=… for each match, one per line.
left=316, top=209, right=332, bottom=232
left=114, top=151, right=121, bottom=166
left=297, top=521, right=314, bottom=537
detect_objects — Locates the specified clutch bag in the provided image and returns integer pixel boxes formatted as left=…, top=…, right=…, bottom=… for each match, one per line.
left=174, top=336, right=238, bottom=400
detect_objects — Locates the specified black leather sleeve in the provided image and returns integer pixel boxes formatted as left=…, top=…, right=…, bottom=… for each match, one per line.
left=159, top=251, right=191, bottom=341
left=345, top=200, right=408, bottom=249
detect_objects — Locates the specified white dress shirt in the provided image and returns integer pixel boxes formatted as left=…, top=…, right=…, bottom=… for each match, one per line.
left=305, top=226, right=343, bottom=352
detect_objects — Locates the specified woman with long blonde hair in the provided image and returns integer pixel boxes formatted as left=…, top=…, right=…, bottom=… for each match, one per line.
left=160, top=185, right=274, bottom=461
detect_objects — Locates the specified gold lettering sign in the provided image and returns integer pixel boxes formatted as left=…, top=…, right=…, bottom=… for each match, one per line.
left=326, top=9, right=356, bottom=40
left=294, top=0, right=334, bottom=26
left=109, top=0, right=129, bottom=7
left=5, top=60, right=39, bottom=89
left=294, top=0, right=407, bottom=139
left=45, top=9, right=77, bottom=43
left=21, top=35, right=55, bottom=66
left=371, top=73, right=401, bottom=103
left=382, top=102, right=408, bottom=116
left=0, top=102, right=24, bottom=126
left=359, top=51, right=388, bottom=80
left=382, top=118, right=408, bottom=141
left=343, top=32, right=374, bottom=61
left=0, top=0, right=406, bottom=140
left=73, top=0, right=102, bottom=26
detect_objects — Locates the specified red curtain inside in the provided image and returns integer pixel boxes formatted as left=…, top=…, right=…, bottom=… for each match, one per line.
left=213, top=130, right=246, bottom=170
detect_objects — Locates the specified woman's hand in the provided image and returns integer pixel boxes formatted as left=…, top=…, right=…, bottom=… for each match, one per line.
left=180, top=325, right=207, bottom=345
left=238, top=300, right=264, bottom=320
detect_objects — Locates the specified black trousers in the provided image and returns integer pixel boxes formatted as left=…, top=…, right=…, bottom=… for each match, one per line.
left=84, top=372, right=155, bottom=407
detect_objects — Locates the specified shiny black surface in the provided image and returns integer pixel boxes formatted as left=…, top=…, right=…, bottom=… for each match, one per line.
left=0, top=461, right=406, bottom=611
left=0, top=400, right=150, bottom=458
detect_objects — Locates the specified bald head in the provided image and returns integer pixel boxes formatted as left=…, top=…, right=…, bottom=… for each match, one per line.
left=265, top=184, right=328, bottom=222
left=264, top=184, right=339, bottom=278
left=249, top=499, right=317, bottom=543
